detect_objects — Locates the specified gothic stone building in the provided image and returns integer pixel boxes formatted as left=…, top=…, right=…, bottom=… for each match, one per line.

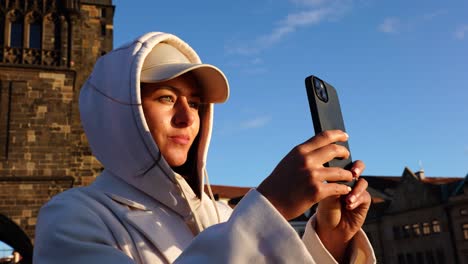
left=0, top=0, right=113, bottom=262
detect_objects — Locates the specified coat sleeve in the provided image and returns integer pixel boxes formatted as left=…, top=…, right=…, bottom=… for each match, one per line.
left=176, top=189, right=376, bottom=264
left=33, top=196, right=136, bottom=264
left=302, top=215, right=377, bottom=264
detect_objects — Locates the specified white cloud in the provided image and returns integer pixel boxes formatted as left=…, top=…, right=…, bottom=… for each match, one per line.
left=378, top=10, right=448, bottom=35
left=378, top=17, right=400, bottom=34
left=422, top=9, right=447, bottom=21
left=224, top=0, right=351, bottom=75
left=225, top=1, right=350, bottom=56
left=259, top=8, right=331, bottom=47
left=455, top=25, right=468, bottom=40
left=240, top=116, right=272, bottom=129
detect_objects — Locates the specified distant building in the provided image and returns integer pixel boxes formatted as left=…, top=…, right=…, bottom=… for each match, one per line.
left=0, top=0, right=114, bottom=262
left=364, top=168, right=468, bottom=264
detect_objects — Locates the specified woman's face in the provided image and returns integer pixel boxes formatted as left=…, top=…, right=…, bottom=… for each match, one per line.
left=141, top=73, right=201, bottom=167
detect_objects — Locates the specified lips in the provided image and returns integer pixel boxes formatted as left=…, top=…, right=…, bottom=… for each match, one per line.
left=169, top=135, right=191, bottom=145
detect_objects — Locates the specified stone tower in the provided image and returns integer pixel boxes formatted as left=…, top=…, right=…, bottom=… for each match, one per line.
left=0, top=0, right=114, bottom=262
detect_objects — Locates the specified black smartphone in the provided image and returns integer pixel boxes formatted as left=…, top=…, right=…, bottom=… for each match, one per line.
left=305, top=75, right=354, bottom=185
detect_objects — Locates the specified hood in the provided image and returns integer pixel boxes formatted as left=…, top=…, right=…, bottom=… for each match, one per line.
left=79, top=32, right=215, bottom=218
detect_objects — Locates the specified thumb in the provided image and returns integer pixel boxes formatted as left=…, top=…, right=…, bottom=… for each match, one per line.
left=317, top=195, right=343, bottom=229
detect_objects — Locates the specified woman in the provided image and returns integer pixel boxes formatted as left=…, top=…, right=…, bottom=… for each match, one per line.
left=33, top=32, right=375, bottom=263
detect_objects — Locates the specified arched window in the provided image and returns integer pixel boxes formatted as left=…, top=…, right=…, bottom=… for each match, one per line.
left=29, top=20, right=41, bottom=49
left=26, top=11, right=42, bottom=49
left=10, top=20, right=23, bottom=48
left=7, top=10, right=24, bottom=48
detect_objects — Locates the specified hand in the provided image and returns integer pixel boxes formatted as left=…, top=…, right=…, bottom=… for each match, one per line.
left=316, top=161, right=371, bottom=262
left=257, top=130, right=354, bottom=220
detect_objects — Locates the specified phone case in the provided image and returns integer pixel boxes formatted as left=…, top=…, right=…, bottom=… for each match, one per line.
left=305, top=75, right=353, bottom=171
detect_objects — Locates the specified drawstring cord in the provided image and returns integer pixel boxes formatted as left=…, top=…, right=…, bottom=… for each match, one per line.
left=204, top=168, right=221, bottom=223
left=177, top=167, right=221, bottom=235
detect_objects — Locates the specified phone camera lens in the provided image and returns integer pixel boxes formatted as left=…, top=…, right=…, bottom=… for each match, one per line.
left=313, top=77, right=328, bottom=102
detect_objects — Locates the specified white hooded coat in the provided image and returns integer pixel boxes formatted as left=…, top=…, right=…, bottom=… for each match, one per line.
left=33, top=32, right=376, bottom=264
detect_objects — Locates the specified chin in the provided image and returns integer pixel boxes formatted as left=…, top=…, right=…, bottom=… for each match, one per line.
left=166, top=157, right=188, bottom=168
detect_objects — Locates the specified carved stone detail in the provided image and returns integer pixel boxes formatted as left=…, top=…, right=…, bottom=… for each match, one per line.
left=4, top=47, right=22, bottom=64
left=42, top=49, right=60, bottom=66
left=25, top=10, right=41, bottom=23
left=23, top=47, right=41, bottom=65
left=7, top=9, right=23, bottom=22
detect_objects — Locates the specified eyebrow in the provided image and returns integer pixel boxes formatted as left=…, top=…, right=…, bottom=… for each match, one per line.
left=146, top=84, right=202, bottom=99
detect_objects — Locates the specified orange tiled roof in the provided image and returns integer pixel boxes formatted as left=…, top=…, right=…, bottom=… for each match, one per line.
left=205, top=185, right=252, bottom=199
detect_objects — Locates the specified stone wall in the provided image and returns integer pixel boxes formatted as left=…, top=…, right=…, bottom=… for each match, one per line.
left=68, top=2, right=114, bottom=186
left=0, top=177, right=73, bottom=239
left=0, top=0, right=114, bottom=253
left=0, top=68, right=77, bottom=178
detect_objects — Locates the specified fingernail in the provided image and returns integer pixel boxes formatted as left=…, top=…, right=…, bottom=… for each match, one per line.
left=348, top=195, right=356, bottom=203
left=347, top=186, right=352, bottom=192
left=344, top=132, right=349, bottom=139
left=352, top=168, right=360, bottom=177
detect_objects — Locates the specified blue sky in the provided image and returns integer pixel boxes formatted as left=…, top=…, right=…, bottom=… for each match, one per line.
left=113, top=0, right=467, bottom=187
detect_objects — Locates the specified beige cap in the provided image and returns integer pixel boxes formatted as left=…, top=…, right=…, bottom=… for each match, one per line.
left=140, top=43, right=229, bottom=103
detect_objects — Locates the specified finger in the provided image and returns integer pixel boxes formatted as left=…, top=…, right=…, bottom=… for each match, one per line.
left=350, top=160, right=366, bottom=179
left=312, top=167, right=354, bottom=183
left=299, top=130, right=349, bottom=154
left=318, top=182, right=353, bottom=201
left=346, top=190, right=371, bottom=211
left=308, top=143, right=350, bottom=166
left=345, top=178, right=369, bottom=209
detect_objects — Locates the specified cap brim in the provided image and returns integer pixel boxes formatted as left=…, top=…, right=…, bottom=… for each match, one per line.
left=140, top=63, right=229, bottom=103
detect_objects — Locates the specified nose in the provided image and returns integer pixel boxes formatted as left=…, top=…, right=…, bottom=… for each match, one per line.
left=172, top=97, right=196, bottom=128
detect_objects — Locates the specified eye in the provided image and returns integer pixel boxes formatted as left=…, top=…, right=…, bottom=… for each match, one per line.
left=188, top=101, right=200, bottom=110
left=158, top=95, right=175, bottom=104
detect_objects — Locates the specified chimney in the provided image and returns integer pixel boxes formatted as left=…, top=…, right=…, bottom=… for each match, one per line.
left=415, top=169, right=425, bottom=180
